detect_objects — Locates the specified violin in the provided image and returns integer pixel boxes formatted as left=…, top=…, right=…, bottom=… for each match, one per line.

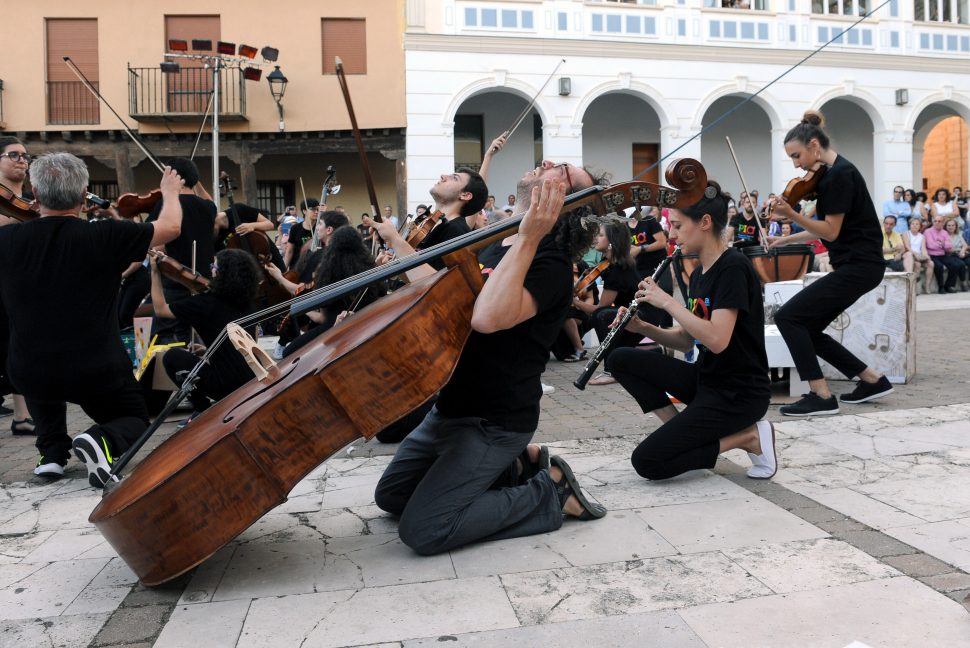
left=116, top=190, right=163, bottom=219
left=147, top=249, right=210, bottom=294
left=0, top=182, right=40, bottom=222
left=403, top=209, right=443, bottom=249
left=781, top=161, right=826, bottom=206
left=573, top=259, right=609, bottom=297
left=86, top=159, right=710, bottom=586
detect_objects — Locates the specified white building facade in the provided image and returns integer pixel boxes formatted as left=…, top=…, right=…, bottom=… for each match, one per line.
left=403, top=0, right=970, bottom=211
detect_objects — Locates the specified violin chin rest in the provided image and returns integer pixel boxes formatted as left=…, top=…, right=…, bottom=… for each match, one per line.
left=226, top=323, right=279, bottom=383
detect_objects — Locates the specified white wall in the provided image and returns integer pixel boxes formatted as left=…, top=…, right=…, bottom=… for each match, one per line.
left=700, top=96, right=773, bottom=200
left=582, top=92, right=661, bottom=183
left=820, top=99, right=876, bottom=199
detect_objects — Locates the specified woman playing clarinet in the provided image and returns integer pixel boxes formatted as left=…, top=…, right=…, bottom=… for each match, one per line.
left=768, top=110, right=892, bottom=416
left=606, top=181, right=777, bottom=480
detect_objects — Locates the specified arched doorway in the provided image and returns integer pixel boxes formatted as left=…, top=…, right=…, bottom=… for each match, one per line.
left=582, top=92, right=661, bottom=185
left=700, top=95, right=772, bottom=200
left=817, top=98, right=875, bottom=188
left=913, top=104, right=969, bottom=196
left=453, top=90, right=541, bottom=207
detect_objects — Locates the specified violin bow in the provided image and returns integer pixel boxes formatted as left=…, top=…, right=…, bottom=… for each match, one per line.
left=494, top=58, right=566, bottom=150
left=334, top=56, right=384, bottom=256
left=724, top=136, right=769, bottom=246
left=63, top=57, right=165, bottom=173
left=631, top=0, right=891, bottom=182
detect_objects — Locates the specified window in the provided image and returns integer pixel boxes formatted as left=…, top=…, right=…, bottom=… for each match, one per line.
left=464, top=7, right=535, bottom=30
left=709, top=19, right=770, bottom=39
left=914, top=0, right=968, bottom=23
left=817, top=25, right=874, bottom=45
left=890, top=30, right=900, bottom=46
left=558, top=12, right=568, bottom=30
left=163, top=15, right=219, bottom=113
left=707, top=0, right=768, bottom=9
left=678, top=18, right=687, bottom=35
left=454, top=114, right=484, bottom=170
left=591, top=13, right=657, bottom=34
left=46, top=18, right=100, bottom=125
left=918, top=30, right=970, bottom=49
left=89, top=181, right=119, bottom=202
left=257, top=181, right=294, bottom=218
left=322, top=18, right=366, bottom=74
left=812, top=0, right=871, bottom=14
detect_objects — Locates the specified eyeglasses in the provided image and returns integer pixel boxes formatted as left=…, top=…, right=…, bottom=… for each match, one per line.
left=0, top=152, right=30, bottom=164
left=553, top=163, right=575, bottom=196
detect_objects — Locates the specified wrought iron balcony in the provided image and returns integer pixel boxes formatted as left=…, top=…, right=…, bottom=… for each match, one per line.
left=128, top=65, right=247, bottom=123
left=47, top=81, right=100, bottom=125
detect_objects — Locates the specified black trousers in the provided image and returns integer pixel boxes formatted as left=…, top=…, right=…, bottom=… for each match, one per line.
left=775, top=261, right=885, bottom=381
left=607, top=349, right=768, bottom=480
left=26, top=374, right=149, bottom=466
left=162, top=348, right=213, bottom=412
left=930, top=254, right=963, bottom=290
left=151, top=279, right=192, bottom=344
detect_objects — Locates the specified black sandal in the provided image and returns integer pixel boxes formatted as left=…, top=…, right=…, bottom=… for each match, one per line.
left=516, top=445, right=550, bottom=484
left=550, top=455, right=607, bottom=520
left=11, top=418, right=36, bottom=436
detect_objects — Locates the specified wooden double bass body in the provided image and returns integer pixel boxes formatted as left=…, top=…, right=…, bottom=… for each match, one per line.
left=88, top=159, right=709, bottom=585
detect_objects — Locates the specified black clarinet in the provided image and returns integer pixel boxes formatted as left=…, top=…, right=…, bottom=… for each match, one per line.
left=574, top=247, right=681, bottom=390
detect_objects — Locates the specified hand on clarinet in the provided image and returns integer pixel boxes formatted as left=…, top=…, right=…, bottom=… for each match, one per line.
left=609, top=306, right=629, bottom=330
left=635, top=277, right=670, bottom=310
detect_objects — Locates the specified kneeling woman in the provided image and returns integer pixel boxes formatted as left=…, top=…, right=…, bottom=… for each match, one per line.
left=150, top=248, right=261, bottom=414
left=605, top=183, right=776, bottom=480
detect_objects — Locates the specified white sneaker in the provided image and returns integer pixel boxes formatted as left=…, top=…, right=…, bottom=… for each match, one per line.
left=746, top=420, right=777, bottom=479
left=33, top=460, right=65, bottom=480
left=541, top=382, right=555, bottom=395
left=271, top=343, right=285, bottom=360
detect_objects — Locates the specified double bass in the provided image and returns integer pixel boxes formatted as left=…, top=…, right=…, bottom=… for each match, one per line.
left=87, top=159, right=710, bottom=585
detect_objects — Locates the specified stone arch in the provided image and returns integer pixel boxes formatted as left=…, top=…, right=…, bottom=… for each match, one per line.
left=572, top=81, right=675, bottom=131
left=809, top=87, right=888, bottom=133
left=691, top=84, right=784, bottom=132
left=443, top=77, right=553, bottom=130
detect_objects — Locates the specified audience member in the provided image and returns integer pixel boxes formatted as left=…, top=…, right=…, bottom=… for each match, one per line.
left=902, top=215, right=932, bottom=293
left=881, top=215, right=906, bottom=271
left=944, top=218, right=970, bottom=290
left=883, top=185, right=911, bottom=231
left=925, top=214, right=961, bottom=293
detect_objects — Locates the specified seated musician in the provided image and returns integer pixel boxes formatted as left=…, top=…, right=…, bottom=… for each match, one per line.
left=147, top=158, right=217, bottom=344
left=605, top=182, right=777, bottom=480
left=363, top=169, right=488, bottom=275
left=150, top=248, right=261, bottom=420
left=373, top=163, right=605, bottom=557
left=214, top=201, right=285, bottom=271
left=0, top=154, right=184, bottom=485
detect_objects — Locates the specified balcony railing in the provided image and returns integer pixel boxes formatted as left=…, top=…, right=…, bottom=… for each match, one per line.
left=128, top=66, right=247, bottom=123
left=47, top=81, right=100, bottom=126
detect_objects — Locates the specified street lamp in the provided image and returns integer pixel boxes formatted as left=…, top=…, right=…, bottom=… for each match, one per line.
left=267, top=65, right=288, bottom=132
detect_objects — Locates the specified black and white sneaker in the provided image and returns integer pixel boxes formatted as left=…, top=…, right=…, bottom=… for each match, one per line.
left=840, top=376, right=894, bottom=404
left=780, top=392, right=840, bottom=417
left=33, top=457, right=65, bottom=481
left=72, top=432, right=120, bottom=488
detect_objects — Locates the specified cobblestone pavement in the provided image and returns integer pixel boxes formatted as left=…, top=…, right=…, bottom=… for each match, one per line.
left=0, top=294, right=968, bottom=647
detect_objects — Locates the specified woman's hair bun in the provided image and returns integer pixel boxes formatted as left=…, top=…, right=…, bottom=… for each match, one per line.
left=801, top=110, right=824, bottom=127
left=703, top=180, right=722, bottom=200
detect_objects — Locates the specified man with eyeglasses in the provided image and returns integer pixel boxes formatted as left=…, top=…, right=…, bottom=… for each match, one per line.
left=882, top=185, right=912, bottom=231
left=0, top=152, right=185, bottom=485
left=372, top=159, right=607, bottom=558
left=0, top=137, right=38, bottom=435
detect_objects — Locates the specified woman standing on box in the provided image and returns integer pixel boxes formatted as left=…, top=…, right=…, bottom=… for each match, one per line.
left=767, top=110, right=892, bottom=416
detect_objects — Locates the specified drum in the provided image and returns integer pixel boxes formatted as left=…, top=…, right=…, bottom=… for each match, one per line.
left=740, top=244, right=813, bottom=284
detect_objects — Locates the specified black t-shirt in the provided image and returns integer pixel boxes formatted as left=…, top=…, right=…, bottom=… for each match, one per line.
left=287, top=221, right=314, bottom=270
left=730, top=214, right=760, bottom=244
left=629, top=218, right=665, bottom=277
left=816, top=155, right=883, bottom=267
left=148, top=194, right=217, bottom=278
left=601, top=263, right=639, bottom=307
left=216, top=202, right=261, bottom=249
left=436, top=234, right=571, bottom=432
left=169, top=292, right=255, bottom=399
left=687, top=248, right=769, bottom=396
left=418, top=216, right=471, bottom=270
left=0, top=217, right=154, bottom=399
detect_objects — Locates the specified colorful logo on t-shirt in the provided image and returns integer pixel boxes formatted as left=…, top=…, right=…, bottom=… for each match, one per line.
left=687, top=296, right=711, bottom=321
left=736, top=222, right=757, bottom=240
left=631, top=232, right=650, bottom=246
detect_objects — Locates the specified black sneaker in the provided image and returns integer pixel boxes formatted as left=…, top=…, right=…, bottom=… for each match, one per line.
left=840, top=376, right=894, bottom=404
left=780, top=392, right=840, bottom=417
left=33, top=456, right=65, bottom=481
left=72, top=432, right=120, bottom=488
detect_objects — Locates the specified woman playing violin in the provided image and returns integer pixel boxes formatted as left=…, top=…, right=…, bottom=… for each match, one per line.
left=768, top=110, right=892, bottom=415
left=0, top=136, right=36, bottom=435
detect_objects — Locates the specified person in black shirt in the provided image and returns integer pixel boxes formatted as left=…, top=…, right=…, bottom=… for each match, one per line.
left=768, top=110, right=892, bottom=416
left=571, top=221, right=641, bottom=385
left=0, top=153, right=184, bottom=485
left=374, top=166, right=604, bottom=557
left=727, top=194, right=763, bottom=246
left=284, top=199, right=320, bottom=271
left=151, top=248, right=261, bottom=415
left=606, top=181, right=777, bottom=480
left=214, top=202, right=284, bottom=269
left=147, top=158, right=217, bottom=344
left=365, top=169, right=488, bottom=275
left=0, top=136, right=37, bottom=435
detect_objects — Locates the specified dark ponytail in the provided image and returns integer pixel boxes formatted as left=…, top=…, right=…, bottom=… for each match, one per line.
left=681, top=180, right=728, bottom=237
left=784, top=110, right=830, bottom=149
